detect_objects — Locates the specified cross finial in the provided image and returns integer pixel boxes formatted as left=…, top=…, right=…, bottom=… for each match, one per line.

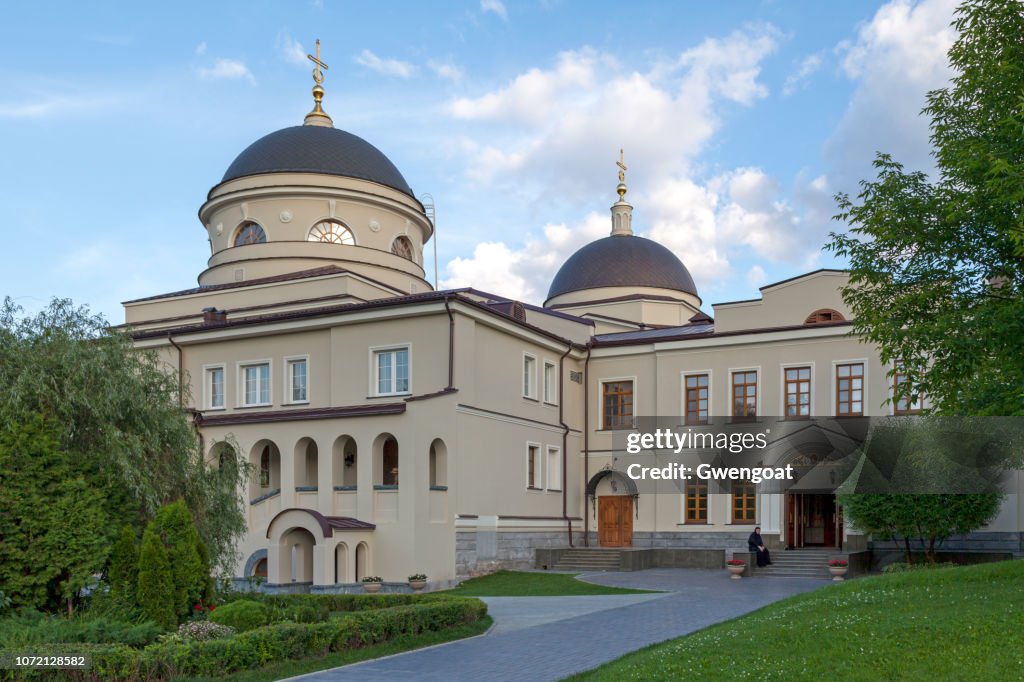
left=304, top=39, right=333, bottom=127
left=616, top=148, right=628, bottom=200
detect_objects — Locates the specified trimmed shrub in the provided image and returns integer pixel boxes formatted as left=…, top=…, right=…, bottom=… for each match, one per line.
left=136, top=527, right=176, bottom=630
left=209, top=599, right=270, bottom=632
left=177, top=620, right=236, bottom=641
left=0, top=611, right=161, bottom=649
left=107, top=525, right=139, bottom=607
left=151, top=500, right=205, bottom=620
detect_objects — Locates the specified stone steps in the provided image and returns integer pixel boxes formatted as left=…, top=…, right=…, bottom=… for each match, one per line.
left=754, top=549, right=838, bottom=578
left=552, top=550, right=622, bottom=572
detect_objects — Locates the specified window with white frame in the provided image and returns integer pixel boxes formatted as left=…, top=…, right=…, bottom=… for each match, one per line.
left=374, top=347, right=410, bottom=396
left=287, top=357, right=308, bottom=403
left=241, top=363, right=270, bottom=406
left=523, top=354, right=537, bottom=399
left=546, top=446, right=562, bottom=491
left=207, top=366, right=225, bottom=409
left=543, top=360, right=557, bottom=404
left=527, top=443, right=541, bottom=489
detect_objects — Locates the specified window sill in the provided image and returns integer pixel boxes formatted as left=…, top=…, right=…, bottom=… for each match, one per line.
left=429, top=485, right=449, bottom=491
left=522, top=395, right=539, bottom=402
left=526, top=486, right=543, bottom=491
left=542, top=401, right=559, bottom=407
left=367, top=393, right=412, bottom=399
left=249, top=489, right=281, bottom=505
left=284, top=400, right=310, bottom=407
left=679, top=521, right=708, bottom=526
left=295, top=486, right=318, bottom=492
left=333, top=485, right=357, bottom=492
left=206, top=406, right=227, bottom=412
left=595, top=427, right=637, bottom=432
left=373, top=485, right=399, bottom=491
left=237, top=403, right=273, bottom=409
left=546, top=488, right=563, bottom=493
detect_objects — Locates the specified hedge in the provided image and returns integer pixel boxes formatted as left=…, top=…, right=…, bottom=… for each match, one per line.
left=1, top=596, right=487, bottom=681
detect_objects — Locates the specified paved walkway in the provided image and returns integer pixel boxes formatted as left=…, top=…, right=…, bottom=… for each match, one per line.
left=290, top=569, right=830, bottom=682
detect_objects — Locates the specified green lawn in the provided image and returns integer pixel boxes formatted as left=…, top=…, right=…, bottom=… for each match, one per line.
left=179, top=615, right=493, bottom=682
left=449, top=570, right=657, bottom=596
left=567, top=560, right=1024, bottom=681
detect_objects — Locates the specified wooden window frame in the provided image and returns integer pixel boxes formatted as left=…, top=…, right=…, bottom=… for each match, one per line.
left=732, top=481, right=757, bottom=524
left=685, top=481, right=708, bottom=524
left=835, top=362, right=865, bottom=416
left=893, top=363, right=922, bottom=415
left=601, top=379, right=635, bottom=430
left=783, top=365, right=812, bottom=420
left=684, top=373, right=710, bottom=425
left=731, top=370, right=758, bottom=420
left=526, top=442, right=542, bottom=490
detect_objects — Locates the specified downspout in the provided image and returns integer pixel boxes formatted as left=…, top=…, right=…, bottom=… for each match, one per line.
left=444, top=297, right=455, bottom=390
left=583, top=343, right=592, bottom=547
left=167, top=332, right=184, bottom=408
left=558, top=343, right=573, bottom=548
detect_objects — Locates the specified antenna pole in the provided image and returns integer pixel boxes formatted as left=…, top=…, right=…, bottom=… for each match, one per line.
left=421, top=194, right=438, bottom=289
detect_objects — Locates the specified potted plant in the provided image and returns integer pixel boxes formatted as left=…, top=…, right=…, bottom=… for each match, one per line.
left=408, top=573, right=428, bottom=591
left=829, top=559, right=849, bottom=581
left=726, top=559, right=745, bottom=580
left=361, top=576, right=383, bottom=593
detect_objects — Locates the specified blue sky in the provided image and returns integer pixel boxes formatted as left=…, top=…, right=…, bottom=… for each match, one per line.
left=0, top=0, right=958, bottom=321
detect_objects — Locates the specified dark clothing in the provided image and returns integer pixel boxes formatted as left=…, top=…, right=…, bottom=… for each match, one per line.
left=748, top=532, right=772, bottom=567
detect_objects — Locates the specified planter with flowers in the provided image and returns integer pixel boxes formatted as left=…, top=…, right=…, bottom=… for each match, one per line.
left=361, top=576, right=383, bottom=593
left=829, top=559, right=849, bottom=581
left=726, top=559, right=746, bottom=579
left=408, top=573, right=428, bottom=591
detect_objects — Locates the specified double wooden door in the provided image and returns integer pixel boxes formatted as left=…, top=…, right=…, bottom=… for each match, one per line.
left=598, top=496, right=634, bottom=547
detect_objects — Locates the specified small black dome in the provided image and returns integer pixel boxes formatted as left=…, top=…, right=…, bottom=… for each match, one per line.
left=220, top=126, right=414, bottom=197
left=546, top=235, right=699, bottom=303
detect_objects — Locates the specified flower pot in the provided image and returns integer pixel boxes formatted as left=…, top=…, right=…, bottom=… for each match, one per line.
left=363, top=582, right=382, bottom=593
left=727, top=564, right=745, bottom=580
left=409, top=580, right=426, bottom=592
left=829, top=566, right=848, bottom=581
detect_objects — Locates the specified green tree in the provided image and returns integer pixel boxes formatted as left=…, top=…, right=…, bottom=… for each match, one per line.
left=151, top=500, right=205, bottom=618
left=828, top=0, right=1024, bottom=415
left=136, top=526, right=176, bottom=630
left=0, top=416, right=108, bottom=613
left=107, top=525, right=140, bottom=607
left=0, top=298, right=250, bottom=597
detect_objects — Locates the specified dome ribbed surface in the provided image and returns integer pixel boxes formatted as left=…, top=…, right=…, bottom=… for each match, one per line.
left=546, top=235, right=698, bottom=302
left=221, top=126, right=414, bottom=197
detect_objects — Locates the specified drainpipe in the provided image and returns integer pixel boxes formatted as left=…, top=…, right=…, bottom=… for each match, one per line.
left=583, top=343, right=592, bottom=547
left=558, top=343, right=573, bottom=548
left=444, top=297, right=455, bottom=390
left=166, top=332, right=184, bottom=408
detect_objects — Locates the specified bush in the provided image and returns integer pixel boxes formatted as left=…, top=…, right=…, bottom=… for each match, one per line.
left=136, top=528, right=176, bottom=630
left=151, top=500, right=206, bottom=620
left=177, top=620, right=236, bottom=641
left=0, top=611, right=162, bottom=648
left=209, top=599, right=270, bottom=632
left=107, top=526, right=139, bottom=607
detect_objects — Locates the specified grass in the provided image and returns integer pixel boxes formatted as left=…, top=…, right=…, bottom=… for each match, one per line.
left=178, top=615, right=493, bottom=682
left=566, top=560, right=1024, bottom=681
left=449, top=570, right=658, bottom=596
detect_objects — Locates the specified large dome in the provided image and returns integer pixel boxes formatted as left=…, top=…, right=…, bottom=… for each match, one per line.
left=546, top=235, right=698, bottom=302
left=220, top=125, right=414, bottom=197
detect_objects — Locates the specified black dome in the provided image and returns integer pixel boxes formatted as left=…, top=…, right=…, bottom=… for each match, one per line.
left=546, top=235, right=699, bottom=302
left=221, top=126, right=414, bottom=197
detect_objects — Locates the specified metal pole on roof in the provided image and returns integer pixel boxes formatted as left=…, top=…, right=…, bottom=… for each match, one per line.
left=422, top=193, right=438, bottom=289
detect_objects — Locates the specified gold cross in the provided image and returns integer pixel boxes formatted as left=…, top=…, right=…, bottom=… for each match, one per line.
left=308, top=39, right=329, bottom=85
left=616, top=148, right=627, bottom=184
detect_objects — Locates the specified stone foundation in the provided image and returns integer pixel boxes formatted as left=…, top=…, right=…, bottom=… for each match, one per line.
left=869, top=531, right=1024, bottom=556
left=457, top=528, right=585, bottom=577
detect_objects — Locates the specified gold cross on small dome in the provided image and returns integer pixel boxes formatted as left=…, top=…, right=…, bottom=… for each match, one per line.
left=616, top=148, right=628, bottom=200
left=308, top=39, right=329, bottom=85
left=304, top=39, right=333, bottom=126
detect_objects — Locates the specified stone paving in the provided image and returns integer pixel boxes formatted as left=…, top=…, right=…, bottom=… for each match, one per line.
left=289, top=569, right=831, bottom=682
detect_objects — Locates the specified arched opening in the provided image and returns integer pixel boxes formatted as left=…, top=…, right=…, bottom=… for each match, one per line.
left=209, top=441, right=238, bottom=472
left=308, top=219, right=355, bottom=245
left=355, top=542, right=369, bottom=581
left=233, top=221, right=266, bottom=246
left=280, top=527, right=315, bottom=584
left=332, top=436, right=358, bottom=488
left=294, top=437, right=319, bottom=489
left=374, top=433, right=399, bottom=487
left=334, top=543, right=348, bottom=583
left=253, top=558, right=268, bottom=578
left=250, top=440, right=281, bottom=499
left=429, top=438, right=447, bottom=488
left=391, top=235, right=414, bottom=261
left=804, top=309, right=845, bottom=325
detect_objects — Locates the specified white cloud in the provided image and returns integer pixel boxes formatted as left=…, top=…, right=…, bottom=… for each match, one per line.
left=747, top=265, right=767, bottom=287
left=276, top=33, right=307, bottom=67
left=0, top=92, right=122, bottom=119
left=827, top=0, right=957, bottom=191
left=782, top=52, right=823, bottom=95
left=194, top=41, right=207, bottom=56
left=428, top=59, right=464, bottom=84
left=197, top=58, right=256, bottom=84
left=354, top=50, right=417, bottom=78
left=480, top=0, right=508, bottom=21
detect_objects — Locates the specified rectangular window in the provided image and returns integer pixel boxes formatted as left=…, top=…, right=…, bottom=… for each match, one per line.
left=836, top=363, right=864, bottom=416
left=784, top=366, right=812, bottom=419
left=546, top=446, right=562, bottom=491
left=527, top=444, right=541, bottom=489
left=242, top=363, right=270, bottom=406
left=523, top=354, right=537, bottom=399
left=288, top=358, right=308, bottom=403
left=207, top=367, right=224, bottom=409
left=602, top=380, right=634, bottom=429
left=893, top=363, right=922, bottom=414
left=685, top=374, right=709, bottom=425
left=375, top=348, right=410, bottom=395
left=732, top=481, right=757, bottom=523
left=732, top=371, right=757, bottom=419
left=685, top=481, right=708, bottom=524
left=543, top=360, right=557, bottom=404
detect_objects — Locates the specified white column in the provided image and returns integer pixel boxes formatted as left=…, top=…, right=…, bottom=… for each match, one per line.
left=761, top=493, right=782, bottom=535
left=313, top=543, right=332, bottom=586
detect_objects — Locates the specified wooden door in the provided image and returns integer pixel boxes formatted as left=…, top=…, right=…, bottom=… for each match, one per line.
left=823, top=495, right=837, bottom=547
left=598, top=496, right=633, bottom=547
